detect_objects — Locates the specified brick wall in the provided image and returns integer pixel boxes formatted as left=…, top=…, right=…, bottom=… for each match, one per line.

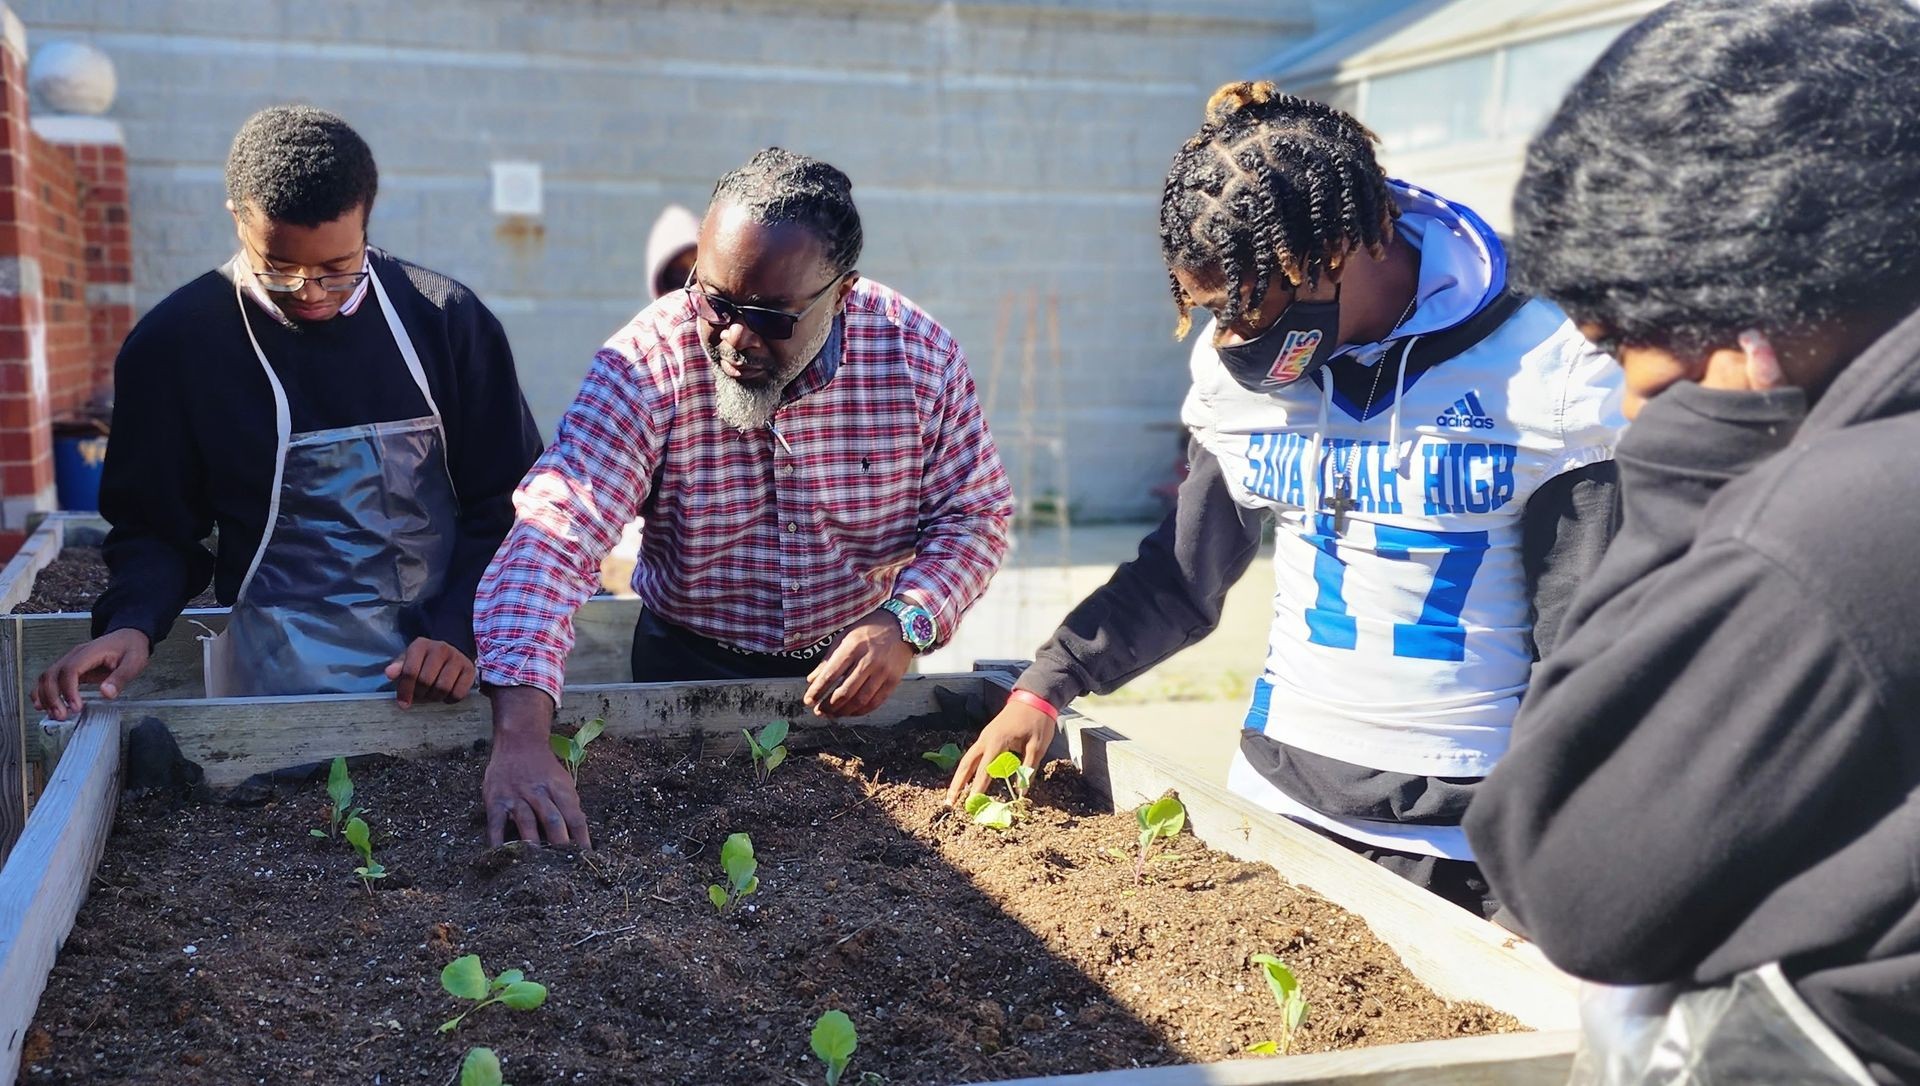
left=0, top=8, right=131, bottom=531
left=0, top=6, right=52, bottom=523
left=28, top=128, right=84, bottom=420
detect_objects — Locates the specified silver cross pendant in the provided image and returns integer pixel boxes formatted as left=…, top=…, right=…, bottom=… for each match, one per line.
left=1326, top=478, right=1355, bottom=536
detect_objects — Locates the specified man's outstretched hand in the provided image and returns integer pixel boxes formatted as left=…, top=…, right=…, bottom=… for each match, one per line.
left=483, top=684, right=591, bottom=848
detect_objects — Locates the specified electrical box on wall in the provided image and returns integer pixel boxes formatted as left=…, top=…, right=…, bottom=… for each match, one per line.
left=490, top=161, right=542, bottom=217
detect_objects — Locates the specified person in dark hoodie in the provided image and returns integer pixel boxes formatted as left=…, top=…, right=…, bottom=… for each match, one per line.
left=34, top=105, right=543, bottom=715
left=948, top=82, right=1624, bottom=917
left=1464, top=1, right=1920, bottom=1080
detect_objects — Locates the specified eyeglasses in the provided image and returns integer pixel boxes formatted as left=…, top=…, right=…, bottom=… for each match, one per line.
left=686, top=267, right=846, bottom=341
left=246, top=244, right=370, bottom=294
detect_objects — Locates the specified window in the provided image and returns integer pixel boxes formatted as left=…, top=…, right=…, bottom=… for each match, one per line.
left=1347, top=21, right=1634, bottom=152
left=1366, top=52, right=1496, bottom=153
left=1497, top=24, right=1627, bottom=140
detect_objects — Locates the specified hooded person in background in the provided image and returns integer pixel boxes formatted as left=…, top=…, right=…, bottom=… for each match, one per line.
left=949, top=82, right=1624, bottom=918
left=646, top=204, right=699, bottom=303
left=1465, top=1, right=1920, bottom=1080
left=35, top=105, right=543, bottom=717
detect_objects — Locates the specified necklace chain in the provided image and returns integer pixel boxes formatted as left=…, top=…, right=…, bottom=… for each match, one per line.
left=1330, top=291, right=1419, bottom=518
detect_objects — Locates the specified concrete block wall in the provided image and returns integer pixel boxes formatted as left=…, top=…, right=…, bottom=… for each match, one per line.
left=18, top=0, right=1315, bottom=520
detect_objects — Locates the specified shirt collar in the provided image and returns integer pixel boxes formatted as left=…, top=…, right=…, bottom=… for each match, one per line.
left=237, top=250, right=374, bottom=325
left=778, top=312, right=847, bottom=405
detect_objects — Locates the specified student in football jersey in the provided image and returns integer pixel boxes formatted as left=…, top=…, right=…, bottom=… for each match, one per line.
left=947, top=82, right=1624, bottom=916
left=1467, top=0, right=1920, bottom=1078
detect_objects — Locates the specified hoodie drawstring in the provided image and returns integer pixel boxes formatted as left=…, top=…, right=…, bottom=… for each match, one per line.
left=1385, top=335, right=1419, bottom=474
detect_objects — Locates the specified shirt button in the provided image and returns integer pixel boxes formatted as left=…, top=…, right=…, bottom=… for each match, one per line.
left=785, top=522, right=797, bottom=532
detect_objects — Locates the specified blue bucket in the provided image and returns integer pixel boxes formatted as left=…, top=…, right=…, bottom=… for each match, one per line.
left=53, top=434, right=108, bottom=512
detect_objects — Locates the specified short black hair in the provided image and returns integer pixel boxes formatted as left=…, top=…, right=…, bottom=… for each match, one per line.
left=1159, top=81, right=1397, bottom=339
left=708, top=148, right=863, bottom=276
left=1513, top=0, right=1920, bottom=359
left=225, top=105, right=379, bottom=228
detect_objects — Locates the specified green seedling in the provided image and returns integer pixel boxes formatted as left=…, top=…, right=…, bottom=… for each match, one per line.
left=310, top=756, right=363, bottom=840
left=743, top=720, right=790, bottom=784
left=1134, top=794, right=1187, bottom=885
left=810, top=1009, right=859, bottom=1086
left=341, top=816, right=386, bottom=893
left=921, top=742, right=962, bottom=773
left=1246, top=954, right=1309, bottom=1056
left=438, top=954, right=548, bottom=1033
left=706, top=832, right=760, bottom=913
left=548, top=717, right=606, bottom=782
left=966, top=750, right=1034, bottom=829
left=460, top=1047, right=508, bottom=1086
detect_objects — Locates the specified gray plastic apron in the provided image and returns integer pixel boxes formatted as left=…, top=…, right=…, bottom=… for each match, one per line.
left=203, top=262, right=459, bottom=698
left=1571, top=964, right=1878, bottom=1086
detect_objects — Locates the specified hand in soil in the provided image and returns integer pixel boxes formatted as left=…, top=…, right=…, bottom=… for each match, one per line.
left=34, top=627, right=151, bottom=720
left=484, top=686, right=591, bottom=848
left=385, top=637, right=477, bottom=708
left=946, top=699, right=1056, bottom=806
left=803, top=608, right=914, bottom=718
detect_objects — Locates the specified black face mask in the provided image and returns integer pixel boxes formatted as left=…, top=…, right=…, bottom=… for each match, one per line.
left=1215, top=284, right=1343, bottom=395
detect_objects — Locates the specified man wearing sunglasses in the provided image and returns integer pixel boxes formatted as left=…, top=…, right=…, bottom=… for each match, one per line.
left=35, top=105, right=542, bottom=717
left=473, top=148, right=1012, bottom=848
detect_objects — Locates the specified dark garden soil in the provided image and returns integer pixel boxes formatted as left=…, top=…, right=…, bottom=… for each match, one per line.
left=25, top=729, right=1520, bottom=1085
left=11, top=548, right=217, bottom=614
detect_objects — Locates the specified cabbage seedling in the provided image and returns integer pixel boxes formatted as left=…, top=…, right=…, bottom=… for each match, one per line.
left=707, top=831, right=759, bottom=913
left=460, top=1047, right=508, bottom=1086
left=341, top=816, right=386, bottom=893
left=966, top=750, right=1034, bottom=828
left=1246, top=954, right=1309, bottom=1055
left=810, top=1009, right=858, bottom=1086
left=310, top=756, right=363, bottom=840
left=1134, top=794, right=1187, bottom=885
left=921, top=742, right=961, bottom=772
left=548, top=717, right=606, bottom=782
left=743, top=720, right=789, bottom=784
left=438, top=954, right=549, bottom=1033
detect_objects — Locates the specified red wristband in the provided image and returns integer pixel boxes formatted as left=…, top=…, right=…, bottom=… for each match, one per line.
left=1008, top=689, right=1060, bottom=721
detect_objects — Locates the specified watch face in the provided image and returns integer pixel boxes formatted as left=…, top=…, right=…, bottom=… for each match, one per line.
left=907, top=612, right=936, bottom=647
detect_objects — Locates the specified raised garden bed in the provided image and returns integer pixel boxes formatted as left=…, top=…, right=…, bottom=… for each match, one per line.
left=0, top=673, right=1578, bottom=1086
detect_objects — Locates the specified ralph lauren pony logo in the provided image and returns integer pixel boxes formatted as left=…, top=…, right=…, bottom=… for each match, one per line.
left=1266, top=329, right=1323, bottom=384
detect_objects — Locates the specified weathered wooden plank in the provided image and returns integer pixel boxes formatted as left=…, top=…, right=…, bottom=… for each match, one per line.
left=0, top=620, right=23, bottom=860
left=0, top=705, right=119, bottom=1086
left=110, top=672, right=995, bottom=787
left=15, top=596, right=647, bottom=701
left=976, top=1030, right=1578, bottom=1086
left=0, top=519, right=63, bottom=617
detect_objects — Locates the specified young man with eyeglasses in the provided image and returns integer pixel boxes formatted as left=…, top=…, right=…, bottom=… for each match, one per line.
left=36, top=105, right=542, bottom=717
left=473, top=148, right=1012, bottom=848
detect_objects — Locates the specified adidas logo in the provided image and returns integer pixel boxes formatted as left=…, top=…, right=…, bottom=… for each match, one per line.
left=1436, top=391, right=1496, bottom=430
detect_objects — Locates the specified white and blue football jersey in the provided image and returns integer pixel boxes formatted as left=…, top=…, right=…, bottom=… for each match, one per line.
left=1185, top=297, right=1624, bottom=857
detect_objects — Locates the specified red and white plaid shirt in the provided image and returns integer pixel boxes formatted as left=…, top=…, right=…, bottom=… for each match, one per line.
left=476, top=279, right=1014, bottom=701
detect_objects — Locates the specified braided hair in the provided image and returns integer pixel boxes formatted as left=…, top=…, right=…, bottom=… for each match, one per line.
left=709, top=148, right=863, bottom=276
left=1159, top=82, right=1397, bottom=339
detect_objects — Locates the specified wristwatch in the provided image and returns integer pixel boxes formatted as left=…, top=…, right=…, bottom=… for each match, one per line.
left=881, top=598, right=938, bottom=654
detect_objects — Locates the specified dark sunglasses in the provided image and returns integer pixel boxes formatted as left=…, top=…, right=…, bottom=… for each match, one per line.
left=686, top=267, right=846, bottom=341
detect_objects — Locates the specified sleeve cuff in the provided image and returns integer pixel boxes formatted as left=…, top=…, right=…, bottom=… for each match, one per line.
left=1015, top=655, right=1087, bottom=712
